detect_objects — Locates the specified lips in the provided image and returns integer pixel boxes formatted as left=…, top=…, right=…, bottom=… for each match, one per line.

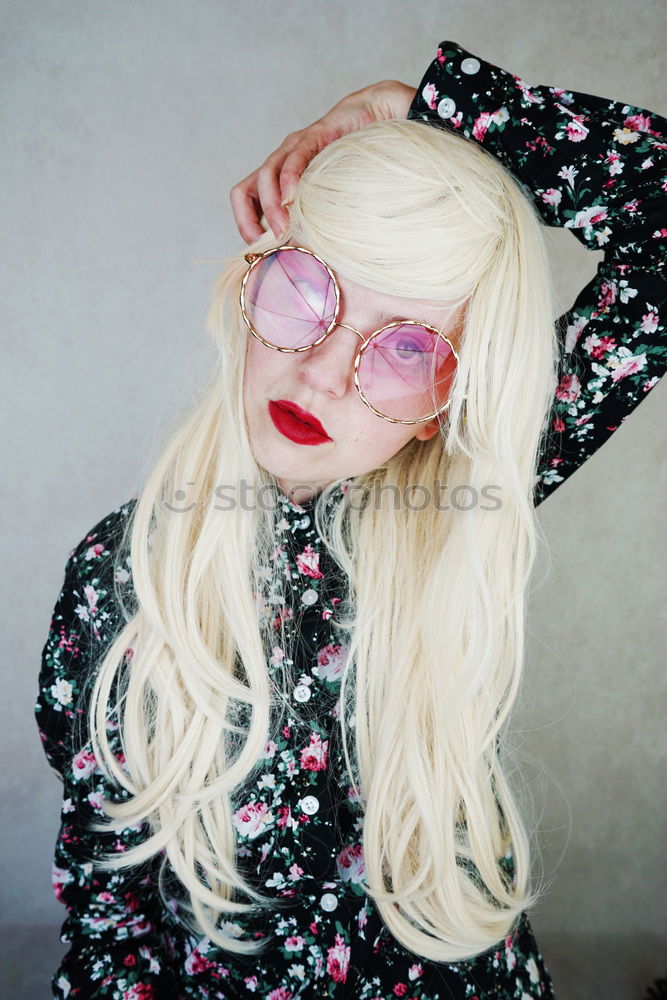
left=273, top=399, right=331, bottom=438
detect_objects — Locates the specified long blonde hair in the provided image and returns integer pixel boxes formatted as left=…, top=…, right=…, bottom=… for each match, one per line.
left=84, top=118, right=560, bottom=962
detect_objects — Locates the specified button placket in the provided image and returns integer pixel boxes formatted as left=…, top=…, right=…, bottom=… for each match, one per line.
left=300, top=794, right=320, bottom=816
left=301, top=588, right=318, bottom=606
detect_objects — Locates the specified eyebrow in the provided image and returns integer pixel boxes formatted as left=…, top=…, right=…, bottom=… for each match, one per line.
left=375, top=313, right=440, bottom=330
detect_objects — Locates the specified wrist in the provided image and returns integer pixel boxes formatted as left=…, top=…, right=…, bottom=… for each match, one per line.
left=368, top=80, right=417, bottom=120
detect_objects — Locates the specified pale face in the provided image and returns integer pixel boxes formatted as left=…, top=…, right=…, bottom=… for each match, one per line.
left=243, top=268, right=463, bottom=505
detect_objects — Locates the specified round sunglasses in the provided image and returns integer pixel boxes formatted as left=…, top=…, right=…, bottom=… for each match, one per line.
left=240, top=244, right=460, bottom=425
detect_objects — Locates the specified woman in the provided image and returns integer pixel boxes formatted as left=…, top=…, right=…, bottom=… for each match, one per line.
left=36, top=40, right=665, bottom=999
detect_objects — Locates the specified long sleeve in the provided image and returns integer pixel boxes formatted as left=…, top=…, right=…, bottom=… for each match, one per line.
left=407, top=41, right=667, bottom=507
left=35, top=502, right=181, bottom=999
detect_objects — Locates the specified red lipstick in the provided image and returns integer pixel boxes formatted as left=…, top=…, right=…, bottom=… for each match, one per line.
left=269, top=400, right=332, bottom=445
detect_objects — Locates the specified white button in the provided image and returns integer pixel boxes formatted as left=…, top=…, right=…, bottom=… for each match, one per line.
left=437, top=97, right=456, bottom=119
left=461, top=57, right=481, bottom=75
left=301, top=795, right=319, bottom=815
left=301, top=588, right=318, bottom=606
left=294, top=684, right=311, bottom=703
left=320, top=892, right=338, bottom=912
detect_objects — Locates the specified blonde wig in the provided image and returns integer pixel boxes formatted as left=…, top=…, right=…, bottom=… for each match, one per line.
left=83, top=118, right=560, bottom=963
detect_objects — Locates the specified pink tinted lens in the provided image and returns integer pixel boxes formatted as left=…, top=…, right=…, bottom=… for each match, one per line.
left=243, top=248, right=337, bottom=348
left=357, top=324, right=457, bottom=422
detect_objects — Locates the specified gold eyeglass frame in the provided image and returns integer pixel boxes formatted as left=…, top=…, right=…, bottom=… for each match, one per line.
left=240, top=243, right=460, bottom=425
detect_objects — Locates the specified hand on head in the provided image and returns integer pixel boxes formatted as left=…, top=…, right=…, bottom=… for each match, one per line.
left=229, top=81, right=416, bottom=243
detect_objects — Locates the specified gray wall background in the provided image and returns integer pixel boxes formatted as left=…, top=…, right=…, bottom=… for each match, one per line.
left=2, top=2, right=666, bottom=998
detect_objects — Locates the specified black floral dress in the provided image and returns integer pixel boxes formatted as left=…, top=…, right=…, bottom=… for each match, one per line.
left=35, top=41, right=666, bottom=1000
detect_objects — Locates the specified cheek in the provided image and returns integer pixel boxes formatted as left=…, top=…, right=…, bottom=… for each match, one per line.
left=246, top=336, right=301, bottom=385
left=350, top=408, right=416, bottom=455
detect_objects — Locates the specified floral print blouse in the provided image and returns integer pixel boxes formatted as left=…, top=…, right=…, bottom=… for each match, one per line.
left=35, top=40, right=666, bottom=1000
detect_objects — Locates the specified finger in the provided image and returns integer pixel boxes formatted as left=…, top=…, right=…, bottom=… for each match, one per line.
left=256, top=161, right=291, bottom=239
left=230, top=180, right=266, bottom=243
left=278, top=132, right=329, bottom=207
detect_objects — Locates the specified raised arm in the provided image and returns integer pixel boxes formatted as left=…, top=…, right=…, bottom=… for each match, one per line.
left=35, top=504, right=181, bottom=998
left=407, top=41, right=667, bottom=506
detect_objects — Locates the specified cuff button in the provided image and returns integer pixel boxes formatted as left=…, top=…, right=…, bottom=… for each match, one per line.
left=461, top=57, right=481, bottom=75
left=437, top=97, right=457, bottom=119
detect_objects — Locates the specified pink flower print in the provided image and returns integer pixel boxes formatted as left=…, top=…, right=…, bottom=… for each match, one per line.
left=51, top=864, right=73, bottom=902
left=321, top=596, right=341, bottom=621
left=285, top=756, right=298, bottom=778
left=267, top=988, right=293, bottom=1000
left=541, top=188, right=562, bottom=206
left=85, top=542, right=106, bottom=560
left=336, top=842, right=366, bottom=884
left=610, top=353, right=647, bottom=383
left=272, top=606, right=294, bottom=631
left=514, top=75, right=542, bottom=105
left=233, top=800, right=274, bottom=839
left=571, top=204, right=609, bottom=235
left=269, top=646, right=285, bottom=666
left=644, top=376, right=659, bottom=392
left=296, top=544, right=323, bottom=579
left=505, top=936, right=517, bottom=972
left=408, top=963, right=424, bottom=981
left=284, top=934, right=306, bottom=952
left=184, top=946, right=214, bottom=976
left=87, top=790, right=105, bottom=812
left=555, top=374, right=581, bottom=403
left=74, top=584, right=97, bottom=622
left=264, top=739, right=278, bottom=759
left=641, top=309, right=659, bottom=334
left=326, top=933, right=351, bottom=984
left=583, top=334, right=617, bottom=359
left=472, top=111, right=494, bottom=141
left=553, top=416, right=565, bottom=434
left=605, top=149, right=623, bottom=175
left=84, top=584, right=99, bottom=615
left=300, top=732, right=328, bottom=771
left=393, top=985, right=408, bottom=997
left=72, top=747, right=98, bottom=781
left=597, top=281, right=618, bottom=313
left=624, top=112, right=652, bottom=133
left=564, top=314, right=589, bottom=354
left=244, top=977, right=259, bottom=991
left=436, top=47, right=445, bottom=64
left=288, top=862, right=304, bottom=881
left=565, top=119, right=587, bottom=141
left=277, top=805, right=292, bottom=830
left=316, top=642, right=347, bottom=682
left=122, top=986, right=156, bottom=1000
left=422, top=82, right=438, bottom=110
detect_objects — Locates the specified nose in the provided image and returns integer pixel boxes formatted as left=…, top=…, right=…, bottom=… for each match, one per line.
left=298, top=322, right=365, bottom=398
